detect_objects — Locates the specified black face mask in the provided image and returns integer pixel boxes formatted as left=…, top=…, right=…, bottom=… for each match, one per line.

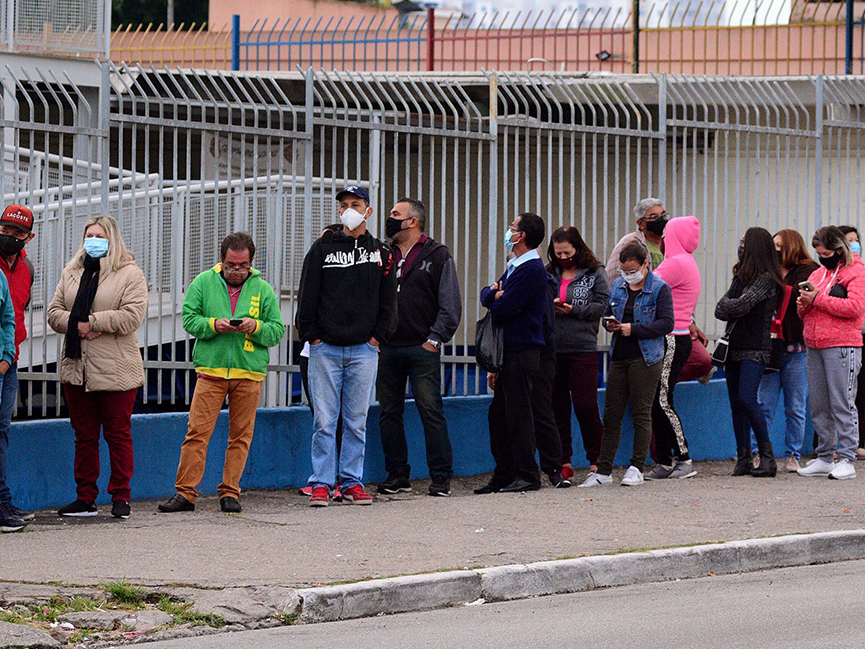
left=385, top=217, right=409, bottom=239
left=737, top=244, right=745, bottom=260
left=0, top=234, right=25, bottom=257
left=819, top=253, right=842, bottom=270
left=644, top=218, right=667, bottom=236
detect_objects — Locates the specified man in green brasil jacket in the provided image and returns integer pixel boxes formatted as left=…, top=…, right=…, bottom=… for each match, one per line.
left=159, top=232, right=285, bottom=515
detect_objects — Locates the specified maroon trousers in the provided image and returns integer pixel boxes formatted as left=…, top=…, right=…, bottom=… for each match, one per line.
left=64, top=384, right=138, bottom=504
left=552, top=352, right=604, bottom=465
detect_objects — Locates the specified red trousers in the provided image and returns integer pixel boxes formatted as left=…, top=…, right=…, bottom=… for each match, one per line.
left=64, top=384, right=138, bottom=503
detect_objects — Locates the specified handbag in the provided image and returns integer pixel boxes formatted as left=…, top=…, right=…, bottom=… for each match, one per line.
left=711, top=322, right=734, bottom=367
left=766, top=285, right=793, bottom=373
left=475, top=310, right=504, bottom=374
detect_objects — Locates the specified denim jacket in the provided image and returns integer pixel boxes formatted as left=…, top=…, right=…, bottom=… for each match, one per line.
left=606, top=270, right=675, bottom=366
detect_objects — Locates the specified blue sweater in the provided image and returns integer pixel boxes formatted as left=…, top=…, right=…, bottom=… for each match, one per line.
left=480, top=258, right=547, bottom=352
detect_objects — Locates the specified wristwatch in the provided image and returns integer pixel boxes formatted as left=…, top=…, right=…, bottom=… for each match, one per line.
left=426, top=339, right=442, bottom=350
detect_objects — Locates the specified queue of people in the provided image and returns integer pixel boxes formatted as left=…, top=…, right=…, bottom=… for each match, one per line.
left=2, top=190, right=864, bottom=530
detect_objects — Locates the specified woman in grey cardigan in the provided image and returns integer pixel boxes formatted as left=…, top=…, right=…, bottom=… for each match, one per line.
left=547, top=226, right=610, bottom=478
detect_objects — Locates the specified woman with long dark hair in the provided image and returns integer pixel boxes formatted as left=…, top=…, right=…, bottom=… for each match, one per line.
left=546, top=226, right=609, bottom=478
left=756, top=230, right=818, bottom=472
left=715, top=227, right=783, bottom=477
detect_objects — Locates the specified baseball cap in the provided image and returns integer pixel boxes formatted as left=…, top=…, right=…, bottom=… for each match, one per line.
left=0, top=205, right=33, bottom=233
left=335, top=186, right=370, bottom=204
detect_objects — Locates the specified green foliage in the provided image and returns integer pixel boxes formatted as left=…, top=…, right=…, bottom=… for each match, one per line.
left=156, top=595, right=226, bottom=628
left=112, top=0, right=209, bottom=30
left=101, top=580, right=146, bottom=607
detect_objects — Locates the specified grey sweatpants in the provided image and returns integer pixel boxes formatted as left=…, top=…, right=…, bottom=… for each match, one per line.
left=807, top=346, right=862, bottom=462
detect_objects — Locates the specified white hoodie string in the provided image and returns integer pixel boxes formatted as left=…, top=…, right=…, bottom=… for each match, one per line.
left=819, top=264, right=841, bottom=296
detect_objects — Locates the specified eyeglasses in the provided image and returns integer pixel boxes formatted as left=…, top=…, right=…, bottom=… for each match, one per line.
left=642, top=211, right=667, bottom=221
left=223, top=263, right=250, bottom=272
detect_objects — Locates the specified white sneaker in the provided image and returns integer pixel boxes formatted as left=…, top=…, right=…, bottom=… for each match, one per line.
left=577, top=472, right=612, bottom=488
left=797, top=457, right=835, bottom=477
left=828, top=458, right=856, bottom=480
left=620, top=465, right=644, bottom=486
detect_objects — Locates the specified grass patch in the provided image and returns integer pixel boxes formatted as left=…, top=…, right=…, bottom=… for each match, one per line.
left=31, top=595, right=102, bottom=623
left=156, top=595, right=226, bottom=628
left=101, top=580, right=146, bottom=607
left=274, top=611, right=299, bottom=625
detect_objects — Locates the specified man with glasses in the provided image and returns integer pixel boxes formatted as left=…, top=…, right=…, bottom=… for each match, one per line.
left=159, top=232, right=285, bottom=514
left=606, top=198, right=668, bottom=280
left=0, top=205, right=34, bottom=532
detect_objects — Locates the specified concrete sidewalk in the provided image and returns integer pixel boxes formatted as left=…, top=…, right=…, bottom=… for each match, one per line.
left=3, top=460, right=863, bottom=588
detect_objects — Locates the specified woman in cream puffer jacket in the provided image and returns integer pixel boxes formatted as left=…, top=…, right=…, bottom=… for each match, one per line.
left=47, top=216, right=148, bottom=519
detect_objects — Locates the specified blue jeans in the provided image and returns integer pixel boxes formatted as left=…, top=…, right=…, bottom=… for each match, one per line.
left=308, top=342, right=379, bottom=490
left=725, top=359, right=770, bottom=450
left=757, top=351, right=808, bottom=459
left=0, top=363, right=18, bottom=503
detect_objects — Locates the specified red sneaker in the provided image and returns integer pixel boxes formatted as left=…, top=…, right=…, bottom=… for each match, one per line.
left=299, top=485, right=312, bottom=497
left=333, top=483, right=343, bottom=502
left=561, top=465, right=575, bottom=480
left=342, top=484, right=373, bottom=505
left=309, top=486, right=330, bottom=507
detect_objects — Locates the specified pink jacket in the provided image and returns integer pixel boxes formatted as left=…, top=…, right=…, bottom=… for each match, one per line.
left=799, top=257, right=865, bottom=349
left=653, top=216, right=701, bottom=334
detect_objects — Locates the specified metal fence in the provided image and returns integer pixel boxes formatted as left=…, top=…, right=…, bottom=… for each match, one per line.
left=224, top=1, right=860, bottom=75
left=2, top=62, right=865, bottom=416
left=0, top=0, right=109, bottom=57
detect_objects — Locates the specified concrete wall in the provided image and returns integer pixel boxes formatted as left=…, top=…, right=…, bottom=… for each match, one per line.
left=10, top=378, right=812, bottom=511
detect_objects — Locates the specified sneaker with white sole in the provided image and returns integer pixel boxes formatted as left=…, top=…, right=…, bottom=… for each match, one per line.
left=669, top=459, right=697, bottom=479
left=643, top=464, right=674, bottom=480
left=577, top=472, right=613, bottom=487
left=797, top=457, right=835, bottom=477
left=621, top=465, right=644, bottom=486
left=829, top=458, right=856, bottom=480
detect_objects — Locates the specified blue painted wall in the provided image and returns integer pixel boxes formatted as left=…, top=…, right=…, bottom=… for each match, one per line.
left=10, top=378, right=813, bottom=510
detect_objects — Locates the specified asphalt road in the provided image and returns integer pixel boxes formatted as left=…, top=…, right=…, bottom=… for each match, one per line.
left=142, top=560, right=865, bottom=649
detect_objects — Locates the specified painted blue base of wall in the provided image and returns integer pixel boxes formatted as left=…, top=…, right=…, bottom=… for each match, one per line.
left=11, top=378, right=813, bottom=511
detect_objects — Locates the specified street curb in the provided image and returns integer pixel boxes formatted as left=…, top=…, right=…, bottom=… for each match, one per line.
left=296, top=530, right=865, bottom=623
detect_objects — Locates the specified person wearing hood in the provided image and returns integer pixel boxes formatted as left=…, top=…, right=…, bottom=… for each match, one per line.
left=375, top=198, right=461, bottom=498
left=797, top=226, right=865, bottom=481
left=47, top=216, right=149, bottom=519
left=606, top=198, right=667, bottom=281
left=547, top=226, right=609, bottom=480
left=296, top=186, right=397, bottom=507
left=644, top=216, right=701, bottom=480
left=159, top=232, right=285, bottom=515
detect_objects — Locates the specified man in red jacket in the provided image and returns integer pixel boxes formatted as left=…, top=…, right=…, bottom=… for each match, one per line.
left=0, top=204, right=35, bottom=527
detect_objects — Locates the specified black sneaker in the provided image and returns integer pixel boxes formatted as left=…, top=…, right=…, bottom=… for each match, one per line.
left=111, top=500, right=130, bottom=519
left=428, top=477, right=451, bottom=497
left=157, top=494, right=195, bottom=513
left=473, top=480, right=508, bottom=494
left=11, top=505, right=35, bottom=521
left=377, top=474, right=412, bottom=494
left=548, top=471, right=572, bottom=488
left=0, top=501, right=25, bottom=532
left=220, top=497, right=242, bottom=513
left=58, top=499, right=97, bottom=517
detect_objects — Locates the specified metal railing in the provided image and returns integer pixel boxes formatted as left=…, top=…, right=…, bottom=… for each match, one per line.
left=3, top=63, right=865, bottom=417
left=0, top=0, right=109, bottom=57
left=225, top=1, right=862, bottom=75
left=111, top=23, right=232, bottom=70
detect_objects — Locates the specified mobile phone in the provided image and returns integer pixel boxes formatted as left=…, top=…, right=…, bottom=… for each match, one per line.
left=603, top=316, right=619, bottom=324
left=229, top=318, right=243, bottom=326
left=798, top=281, right=815, bottom=291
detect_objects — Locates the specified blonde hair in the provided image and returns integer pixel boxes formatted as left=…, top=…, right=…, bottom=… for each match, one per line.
left=65, top=216, right=136, bottom=272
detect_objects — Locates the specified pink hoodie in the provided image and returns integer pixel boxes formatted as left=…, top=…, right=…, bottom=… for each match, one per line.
left=653, top=216, right=701, bottom=334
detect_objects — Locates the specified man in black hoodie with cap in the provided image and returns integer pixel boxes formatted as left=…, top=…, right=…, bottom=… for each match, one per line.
left=375, top=198, right=461, bottom=497
left=297, top=186, right=397, bottom=507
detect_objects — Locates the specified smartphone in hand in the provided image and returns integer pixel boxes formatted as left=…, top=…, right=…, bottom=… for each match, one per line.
left=798, top=281, right=815, bottom=292
left=229, top=319, right=243, bottom=326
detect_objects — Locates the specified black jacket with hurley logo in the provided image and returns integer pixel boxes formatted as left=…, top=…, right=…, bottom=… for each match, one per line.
left=296, top=229, right=398, bottom=346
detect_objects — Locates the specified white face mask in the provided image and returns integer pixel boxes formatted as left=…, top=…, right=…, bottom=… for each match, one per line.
left=340, top=207, right=367, bottom=231
left=619, top=267, right=645, bottom=286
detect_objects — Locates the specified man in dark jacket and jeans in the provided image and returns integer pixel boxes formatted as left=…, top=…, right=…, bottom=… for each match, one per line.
left=376, top=198, right=461, bottom=497
left=475, top=212, right=548, bottom=494
left=297, top=186, right=398, bottom=507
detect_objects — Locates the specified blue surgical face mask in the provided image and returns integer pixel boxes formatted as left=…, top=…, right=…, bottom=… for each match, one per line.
left=504, top=228, right=517, bottom=253
left=83, top=237, right=109, bottom=259
left=851, top=241, right=861, bottom=255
